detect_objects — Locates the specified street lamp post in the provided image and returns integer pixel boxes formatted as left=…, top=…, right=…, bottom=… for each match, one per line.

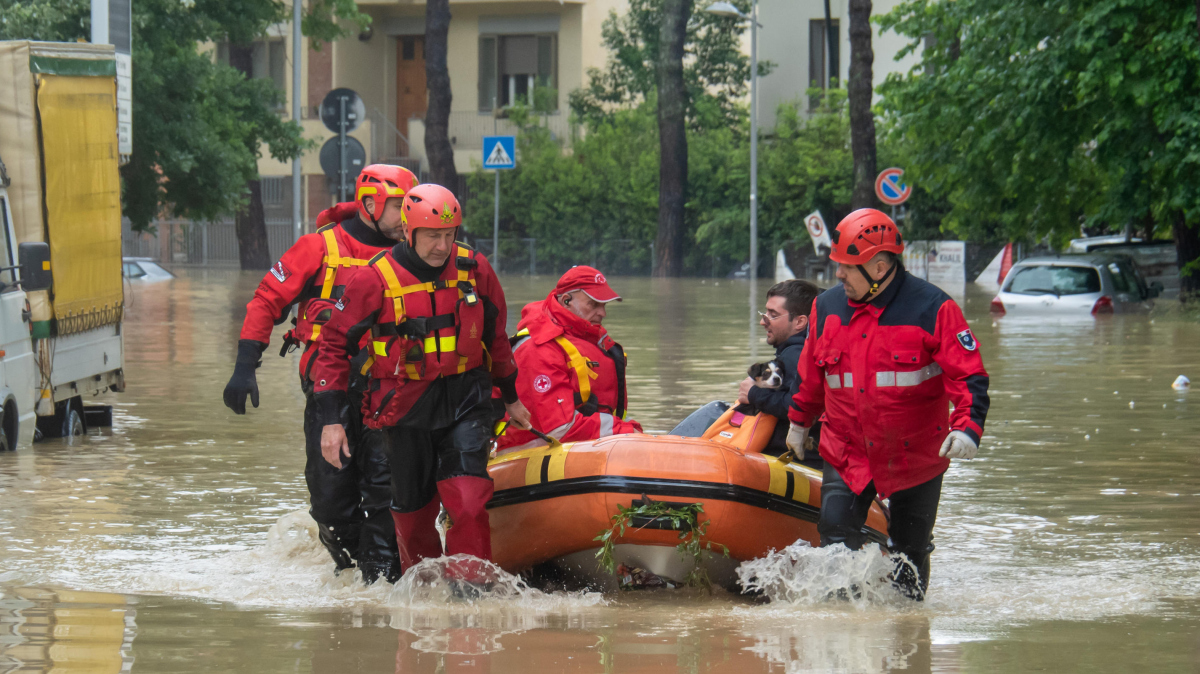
left=706, top=1, right=760, bottom=354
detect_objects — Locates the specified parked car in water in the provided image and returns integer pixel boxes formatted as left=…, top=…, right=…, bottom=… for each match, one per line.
left=122, top=258, right=175, bottom=282
left=990, top=254, right=1163, bottom=316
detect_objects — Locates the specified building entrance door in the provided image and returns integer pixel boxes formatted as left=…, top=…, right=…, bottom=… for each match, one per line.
left=396, top=36, right=426, bottom=154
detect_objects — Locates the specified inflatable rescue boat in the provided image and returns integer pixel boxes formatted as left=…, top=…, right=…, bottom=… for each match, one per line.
left=486, top=404, right=889, bottom=591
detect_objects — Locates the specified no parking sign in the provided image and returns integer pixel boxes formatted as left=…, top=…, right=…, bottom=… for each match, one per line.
left=875, top=167, right=912, bottom=206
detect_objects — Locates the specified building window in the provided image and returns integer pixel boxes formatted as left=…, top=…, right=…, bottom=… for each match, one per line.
left=217, top=39, right=288, bottom=109
left=479, top=34, right=557, bottom=112
left=808, top=19, right=839, bottom=108
left=261, top=177, right=286, bottom=205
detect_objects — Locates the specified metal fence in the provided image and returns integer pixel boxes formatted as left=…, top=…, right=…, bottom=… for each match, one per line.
left=122, top=218, right=298, bottom=266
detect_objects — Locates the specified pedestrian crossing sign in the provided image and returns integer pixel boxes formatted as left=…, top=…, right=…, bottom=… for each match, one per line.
left=483, top=136, right=516, bottom=170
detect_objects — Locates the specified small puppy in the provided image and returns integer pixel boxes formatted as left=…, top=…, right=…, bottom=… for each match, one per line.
left=747, top=359, right=785, bottom=390
left=735, top=359, right=785, bottom=415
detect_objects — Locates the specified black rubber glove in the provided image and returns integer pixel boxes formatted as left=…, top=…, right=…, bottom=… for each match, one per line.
left=223, top=340, right=267, bottom=414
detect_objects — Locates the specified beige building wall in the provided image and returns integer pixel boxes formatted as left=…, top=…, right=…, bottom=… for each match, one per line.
left=255, top=0, right=921, bottom=195
left=757, top=0, right=921, bottom=129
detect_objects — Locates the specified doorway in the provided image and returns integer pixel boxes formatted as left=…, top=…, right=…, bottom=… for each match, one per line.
left=396, top=36, right=426, bottom=152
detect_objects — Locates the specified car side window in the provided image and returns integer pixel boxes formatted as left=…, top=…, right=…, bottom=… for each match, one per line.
left=1107, top=262, right=1132, bottom=294
left=123, top=262, right=146, bottom=279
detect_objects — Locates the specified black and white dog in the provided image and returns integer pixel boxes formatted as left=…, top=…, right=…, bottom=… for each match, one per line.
left=735, top=359, right=785, bottom=415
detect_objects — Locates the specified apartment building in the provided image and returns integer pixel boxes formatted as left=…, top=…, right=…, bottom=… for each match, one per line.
left=246, top=0, right=918, bottom=226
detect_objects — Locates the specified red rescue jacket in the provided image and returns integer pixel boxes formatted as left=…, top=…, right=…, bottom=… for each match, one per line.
left=496, top=295, right=642, bottom=451
left=310, top=243, right=518, bottom=428
left=238, top=205, right=387, bottom=381
left=788, top=271, right=990, bottom=496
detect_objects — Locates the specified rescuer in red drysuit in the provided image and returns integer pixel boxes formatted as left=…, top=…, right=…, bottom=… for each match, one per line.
left=495, top=266, right=642, bottom=451
left=222, top=164, right=418, bottom=584
left=785, top=208, right=991, bottom=600
left=310, top=183, right=532, bottom=590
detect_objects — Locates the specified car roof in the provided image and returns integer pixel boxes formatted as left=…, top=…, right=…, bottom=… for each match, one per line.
left=1014, top=253, right=1129, bottom=266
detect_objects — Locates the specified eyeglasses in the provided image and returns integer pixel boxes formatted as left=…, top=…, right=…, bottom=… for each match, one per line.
left=758, top=311, right=788, bottom=322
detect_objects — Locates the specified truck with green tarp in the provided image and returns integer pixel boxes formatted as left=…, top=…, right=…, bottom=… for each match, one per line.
left=0, top=41, right=125, bottom=448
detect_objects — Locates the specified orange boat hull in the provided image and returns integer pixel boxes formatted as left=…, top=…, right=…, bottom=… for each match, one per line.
left=486, top=434, right=889, bottom=587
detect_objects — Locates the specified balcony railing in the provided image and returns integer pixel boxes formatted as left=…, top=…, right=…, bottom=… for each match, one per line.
left=439, top=111, right=573, bottom=151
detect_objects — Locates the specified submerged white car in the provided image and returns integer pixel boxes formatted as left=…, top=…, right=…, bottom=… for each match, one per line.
left=990, top=254, right=1162, bottom=316
left=122, top=258, right=175, bottom=282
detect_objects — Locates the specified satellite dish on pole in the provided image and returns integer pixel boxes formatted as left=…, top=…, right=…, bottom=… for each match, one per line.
left=319, top=88, right=365, bottom=133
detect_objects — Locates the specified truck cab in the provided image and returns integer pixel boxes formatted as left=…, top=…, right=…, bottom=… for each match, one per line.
left=0, top=180, right=38, bottom=449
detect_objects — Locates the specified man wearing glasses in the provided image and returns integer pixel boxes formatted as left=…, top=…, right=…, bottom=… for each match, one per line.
left=737, top=279, right=823, bottom=462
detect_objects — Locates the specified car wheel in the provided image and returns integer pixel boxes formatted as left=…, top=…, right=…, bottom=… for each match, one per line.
left=63, top=407, right=84, bottom=442
left=0, top=424, right=9, bottom=452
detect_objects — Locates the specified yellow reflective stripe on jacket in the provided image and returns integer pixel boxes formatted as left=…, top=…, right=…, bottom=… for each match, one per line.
left=311, top=227, right=370, bottom=341
left=553, top=336, right=599, bottom=404
left=370, top=245, right=475, bottom=379
left=318, top=228, right=370, bottom=299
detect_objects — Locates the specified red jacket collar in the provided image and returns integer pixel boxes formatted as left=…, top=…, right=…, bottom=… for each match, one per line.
left=518, top=292, right=610, bottom=347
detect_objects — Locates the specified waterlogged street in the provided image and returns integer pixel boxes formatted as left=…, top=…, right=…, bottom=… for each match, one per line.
left=2, top=270, right=1199, bottom=672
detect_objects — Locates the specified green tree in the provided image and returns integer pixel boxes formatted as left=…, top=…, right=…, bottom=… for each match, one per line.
left=879, top=0, right=1200, bottom=297
left=568, top=0, right=764, bottom=133
left=1, top=0, right=368, bottom=269
left=462, top=103, right=659, bottom=275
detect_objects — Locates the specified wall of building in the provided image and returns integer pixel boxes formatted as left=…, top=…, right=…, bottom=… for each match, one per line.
left=757, top=0, right=921, bottom=130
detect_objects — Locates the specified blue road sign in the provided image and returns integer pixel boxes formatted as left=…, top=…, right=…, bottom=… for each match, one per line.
left=482, top=136, right=516, bottom=170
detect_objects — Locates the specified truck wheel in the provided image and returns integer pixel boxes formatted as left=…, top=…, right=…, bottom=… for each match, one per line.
left=62, top=406, right=85, bottom=442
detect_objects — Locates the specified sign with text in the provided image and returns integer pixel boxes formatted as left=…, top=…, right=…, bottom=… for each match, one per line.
left=903, top=240, right=966, bottom=295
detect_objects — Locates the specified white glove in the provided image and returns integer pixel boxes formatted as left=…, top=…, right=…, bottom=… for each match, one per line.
left=785, top=423, right=810, bottom=454
left=939, top=430, right=978, bottom=460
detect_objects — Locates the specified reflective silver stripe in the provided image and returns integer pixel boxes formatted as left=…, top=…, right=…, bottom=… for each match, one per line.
left=500, top=419, right=573, bottom=452
left=826, top=374, right=841, bottom=389
left=512, top=335, right=532, bottom=352
left=843, top=373, right=853, bottom=388
left=598, top=413, right=614, bottom=437
left=876, top=363, right=943, bottom=387
left=548, top=419, right=573, bottom=440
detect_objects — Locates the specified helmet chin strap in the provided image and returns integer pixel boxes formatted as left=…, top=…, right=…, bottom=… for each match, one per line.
left=364, top=198, right=386, bottom=237
left=856, top=260, right=898, bottom=301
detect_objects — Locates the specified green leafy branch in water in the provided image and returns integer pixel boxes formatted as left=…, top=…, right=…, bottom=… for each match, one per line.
left=593, top=499, right=729, bottom=590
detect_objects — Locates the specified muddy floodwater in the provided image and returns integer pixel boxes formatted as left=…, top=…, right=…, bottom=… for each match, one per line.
left=3, top=270, right=1200, bottom=673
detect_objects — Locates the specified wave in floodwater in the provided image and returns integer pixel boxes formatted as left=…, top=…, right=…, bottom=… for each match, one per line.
left=737, top=541, right=914, bottom=608
left=19, top=508, right=1198, bottom=630
left=93, top=511, right=605, bottom=614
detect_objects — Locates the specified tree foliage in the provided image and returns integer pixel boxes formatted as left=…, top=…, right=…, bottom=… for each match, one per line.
left=568, top=0, right=768, bottom=132
left=878, top=0, right=1200, bottom=287
left=463, top=93, right=870, bottom=276
left=0, top=0, right=369, bottom=232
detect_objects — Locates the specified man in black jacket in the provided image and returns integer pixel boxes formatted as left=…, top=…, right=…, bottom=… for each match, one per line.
left=738, top=279, right=822, bottom=462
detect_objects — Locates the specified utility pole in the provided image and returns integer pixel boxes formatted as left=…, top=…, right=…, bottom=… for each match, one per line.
left=292, top=0, right=302, bottom=242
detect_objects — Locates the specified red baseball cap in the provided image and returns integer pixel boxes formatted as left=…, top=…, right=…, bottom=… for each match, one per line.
left=554, top=266, right=621, bottom=303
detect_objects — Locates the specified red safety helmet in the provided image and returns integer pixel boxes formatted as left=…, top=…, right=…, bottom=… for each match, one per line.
left=355, top=164, right=419, bottom=224
left=401, top=184, right=461, bottom=243
left=829, top=208, right=904, bottom=266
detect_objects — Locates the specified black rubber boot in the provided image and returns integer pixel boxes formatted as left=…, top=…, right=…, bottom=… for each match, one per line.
left=317, top=522, right=358, bottom=571
left=359, top=559, right=403, bottom=585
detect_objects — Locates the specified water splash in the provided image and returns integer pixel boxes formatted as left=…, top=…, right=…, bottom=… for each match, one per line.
left=736, top=541, right=911, bottom=607
left=386, top=555, right=605, bottom=611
